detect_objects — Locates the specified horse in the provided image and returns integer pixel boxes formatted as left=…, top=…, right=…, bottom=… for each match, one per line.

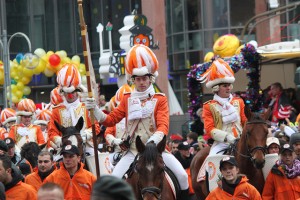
left=126, top=135, right=176, bottom=200
left=190, top=109, right=269, bottom=199
left=53, top=117, right=84, bottom=161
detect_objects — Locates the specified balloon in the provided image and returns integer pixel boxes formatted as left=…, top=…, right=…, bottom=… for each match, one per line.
left=16, top=82, right=25, bottom=90
left=22, top=53, right=39, bottom=69
left=15, top=90, right=23, bottom=99
left=71, top=55, right=80, bottom=64
left=34, top=48, right=46, bottom=58
left=79, top=64, right=86, bottom=75
left=44, top=68, right=55, bottom=77
left=16, top=53, right=23, bottom=64
left=23, top=86, right=31, bottom=95
left=62, top=57, right=71, bottom=64
left=46, top=51, right=54, bottom=57
left=20, top=76, right=31, bottom=85
left=81, top=75, right=87, bottom=84
left=11, top=85, right=17, bottom=93
left=0, top=71, right=4, bottom=85
left=23, top=67, right=34, bottom=78
left=33, top=59, right=46, bottom=74
left=204, top=52, right=214, bottom=62
left=56, top=50, right=67, bottom=59
left=49, top=54, right=61, bottom=67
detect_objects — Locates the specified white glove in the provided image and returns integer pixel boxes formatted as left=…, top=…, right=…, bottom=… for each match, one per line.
left=85, top=97, right=97, bottom=110
left=146, top=131, right=164, bottom=144
left=85, top=97, right=107, bottom=122
left=53, top=136, right=62, bottom=148
left=81, top=129, right=93, bottom=143
left=225, top=134, right=236, bottom=144
left=106, top=134, right=122, bottom=146
left=112, top=138, right=123, bottom=146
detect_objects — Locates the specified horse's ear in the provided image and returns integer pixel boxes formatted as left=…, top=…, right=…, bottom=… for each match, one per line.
left=75, top=117, right=84, bottom=131
left=39, top=143, right=47, bottom=150
left=136, top=135, right=145, bottom=153
left=244, top=105, right=253, bottom=120
left=54, top=120, right=65, bottom=133
left=157, top=135, right=166, bottom=154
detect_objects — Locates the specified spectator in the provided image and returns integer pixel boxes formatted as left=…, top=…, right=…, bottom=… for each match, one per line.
left=266, top=137, right=281, bottom=154
left=171, top=140, right=181, bottom=155
left=4, top=137, right=21, bottom=165
left=290, top=133, right=300, bottom=160
left=262, top=144, right=300, bottom=199
left=38, top=182, right=64, bottom=200
left=206, top=156, right=261, bottom=199
left=0, top=182, right=5, bottom=200
left=91, top=175, right=136, bottom=200
left=25, top=151, right=55, bottom=191
left=44, top=145, right=96, bottom=200
left=174, top=142, right=194, bottom=169
left=0, top=154, right=36, bottom=199
left=18, top=162, right=32, bottom=178
left=186, top=132, right=198, bottom=155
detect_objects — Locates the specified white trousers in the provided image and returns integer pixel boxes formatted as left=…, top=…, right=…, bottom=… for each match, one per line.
left=209, top=141, right=229, bottom=155
left=112, top=151, right=189, bottom=190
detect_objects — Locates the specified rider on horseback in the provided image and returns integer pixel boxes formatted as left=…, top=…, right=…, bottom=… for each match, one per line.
left=86, top=44, right=190, bottom=199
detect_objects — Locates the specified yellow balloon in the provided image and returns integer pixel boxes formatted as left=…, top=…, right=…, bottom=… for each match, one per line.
left=20, top=76, right=31, bottom=85
left=33, top=59, right=46, bottom=74
left=12, top=95, right=19, bottom=103
left=10, top=69, right=17, bottom=79
left=44, top=67, right=55, bottom=77
left=204, top=52, right=214, bottom=62
left=16, top=82, right=25, bottom=90
left=56, top=50, right=67, bottom=59
left=23, top=68, right=34, bottom=77
left=23, top=86, right=31, bottom=95
left=62, top=57, right=71, bottom=64
left=34, top=48, right=46, bottom=58
left=0, top=71, right=4, bottom=85
left=71, top=55, right=80, bottom=64
left=46, top=51, right=54, bottom=57
left=11, top=85, right=17, bottom=93
left=235, top=44, right=245, bottom=55
left=213, top=34, right=240, bottom=58
left=15, top=90, right=23, bottom=99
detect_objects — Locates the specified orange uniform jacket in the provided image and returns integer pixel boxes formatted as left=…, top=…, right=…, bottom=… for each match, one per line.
left=102, top=93, right=169, bottom=135
left=206, top=176, right=262, bottom=200
left=202, top=97, right=247, bottom=140
left=25, top=168, right=55, bottom=191
left=8, top=124, right=45, bottom=146
left=47, top=104, right=100, bottom=145
left=44, top=162, right=96, bottom=200
left=262, top=166, right=300, bottom=200
left=5, top=181, right=37, bottom=200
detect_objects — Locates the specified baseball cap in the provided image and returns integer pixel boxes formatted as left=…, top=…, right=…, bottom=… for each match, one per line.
left=219, top=156, right=238, bottom=170
left=0, top=140, right=8, bottom=152
left=280, top=143, right=293, bottom=154
left=60, top=144, right=80, bottom=155
left=266, top=137, right=280, bottom=148
left=4, top=137, right=15, bottom=148
left=290, top=133, right=300, bottom=146
left=178, top=141, right=190, bottom=150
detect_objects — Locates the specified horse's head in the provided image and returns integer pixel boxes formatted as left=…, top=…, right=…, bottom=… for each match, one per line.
left=54, top=117, right=84, bottom=157
left=20, top=142, right=42, bottom=168
left=241, top=108, right=269, bottom=169
left=135, top=135, right=166, bottom=200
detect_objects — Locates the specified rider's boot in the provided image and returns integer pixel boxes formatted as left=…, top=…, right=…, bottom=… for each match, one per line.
left=179, top=189, right=191, bottom=200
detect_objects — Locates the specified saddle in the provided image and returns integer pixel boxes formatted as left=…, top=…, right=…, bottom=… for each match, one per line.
left=123, top=155, right=181, bottom=199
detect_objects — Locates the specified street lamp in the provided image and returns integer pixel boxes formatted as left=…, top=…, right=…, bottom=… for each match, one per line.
left=2, top=32, right=32, bottom=108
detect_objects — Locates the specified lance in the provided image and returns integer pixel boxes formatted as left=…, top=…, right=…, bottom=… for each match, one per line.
left=77, top=0, right=100, bottom=178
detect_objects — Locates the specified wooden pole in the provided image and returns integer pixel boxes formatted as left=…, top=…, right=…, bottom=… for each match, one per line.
left=77, top=0, right=100, bottom=178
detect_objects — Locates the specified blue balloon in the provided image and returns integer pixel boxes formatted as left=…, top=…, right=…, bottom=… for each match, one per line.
left=16, top=53, right=23, bottom=64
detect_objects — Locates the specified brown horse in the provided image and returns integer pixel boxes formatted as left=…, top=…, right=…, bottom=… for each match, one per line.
left=54, top=117, right=84, bottom=159
left=190, top=111, right=269, bottom=199
left=126, top=135, right=175, bottom=200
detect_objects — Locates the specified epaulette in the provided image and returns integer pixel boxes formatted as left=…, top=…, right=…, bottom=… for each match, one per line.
left=154, top=93, right=165, bottom=96
left=203, top=100, right=212, bottom=105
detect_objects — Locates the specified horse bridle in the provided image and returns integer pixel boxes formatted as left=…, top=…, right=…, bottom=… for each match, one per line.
left=232, top=120, right=268, bottom=160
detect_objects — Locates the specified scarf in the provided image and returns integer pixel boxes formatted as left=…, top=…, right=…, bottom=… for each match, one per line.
left=221, top=176, right=242, bottom=195
left=213, top=94, right=238, bottom=124
left=38, top=166, right=55, bottom=181
left=63, top=98, right=81, bottom=126
left=278, top=159, right=300, bottom=179
left=128, top=85, right=155, bottom=121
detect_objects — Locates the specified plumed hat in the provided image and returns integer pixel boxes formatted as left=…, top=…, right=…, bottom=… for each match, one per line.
left=34, top=109, right=52, bottom=125
left=0, top=108, right=17, bottom=125
left=50, top=87, right=63, bottom=105
left=16, top=98, right=36, bottom=116
left=56, top=63, right=87, bottom=93
left=200, top=58, right=235, bottom=88
left=115, top=84, right=132, bottom=105
left=125, top=44, right=159, bottom=78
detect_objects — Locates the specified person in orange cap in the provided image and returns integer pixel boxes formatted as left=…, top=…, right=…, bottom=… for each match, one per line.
left=47, top=63, right=100, bottom=155
left=200, top=58, right=247, bottom=155
left=34, top=109, right=52, bottom=143
left=0, top=108, right=17, bottom=133
left=86, top=44, right=190, bottom=199
left=8, top=98, right=45, bottom=150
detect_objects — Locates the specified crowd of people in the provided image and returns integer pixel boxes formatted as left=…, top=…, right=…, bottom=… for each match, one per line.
left=0, top=44, right=299, bottom=200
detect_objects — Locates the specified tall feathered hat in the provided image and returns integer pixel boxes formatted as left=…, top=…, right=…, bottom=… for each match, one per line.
left=34, top=109, right=52, bottom=125
left=16, top=98, right=36, bottom=116
left=0, top=108, right=17, bottom=126
left=125, top=44, right=159, bottom=79
left=56, top=63, right=87, bottom=93
left=200, top=58, right=235, bottom=88
left=115, top=84, right=132, bottom=105
left=50, top=87, right=63, bottom=105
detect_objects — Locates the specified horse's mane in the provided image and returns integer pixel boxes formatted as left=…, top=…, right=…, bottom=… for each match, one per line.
left=20, top=142, right=41, bottom=168
left=141, top=142, right=160, bottom=164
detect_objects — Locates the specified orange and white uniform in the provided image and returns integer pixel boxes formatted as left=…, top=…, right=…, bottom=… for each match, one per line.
left=44, top=162, right=96, bottom=200
left=8, top=124, right=45, bottom=150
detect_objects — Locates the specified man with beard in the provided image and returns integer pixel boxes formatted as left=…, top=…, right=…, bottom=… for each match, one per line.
left=25, top=151, right=55, bottom=191
left=0, top=154, right=36, bottom=199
